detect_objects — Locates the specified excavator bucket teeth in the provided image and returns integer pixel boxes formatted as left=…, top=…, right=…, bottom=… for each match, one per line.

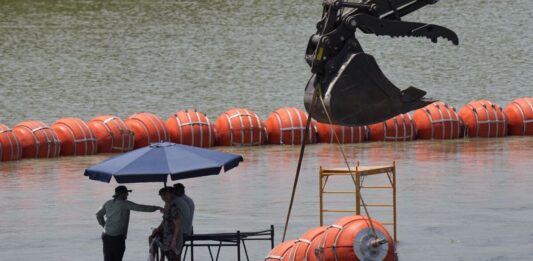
left=304, top=53, right=435, bottom=126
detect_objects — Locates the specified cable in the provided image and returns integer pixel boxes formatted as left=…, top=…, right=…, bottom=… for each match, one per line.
left=281, top=85, right=320, bottom=242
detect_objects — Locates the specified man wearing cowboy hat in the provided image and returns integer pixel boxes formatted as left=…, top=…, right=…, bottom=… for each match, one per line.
left=96, top=185, right=162, bottom=261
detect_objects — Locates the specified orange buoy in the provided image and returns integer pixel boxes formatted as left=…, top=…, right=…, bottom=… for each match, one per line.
left=458, top=100, right=507, bottom=137
left=125, top=112, right=169, bottom=148
left=316, top=122, right=367, bottom=143
left=215, top=108, right=267, bottom=146
left=314, top=215, right=395, bottom=261
left=368, top=113, right=416, bottom=141
left=265, top=107, right=317, bottom=145
left=288, top=226, right=327, bottom=261
left=165, top=109, right=216, bottom=147
left=413, top=101, right=463, bottom=139
left=265, top=240, right=297, bottom=261
left=0, top=124, right=22, bottom=161
left=504, top=97, right=533, bottom=136
left=12, top=121, right=61, bottom=158
left=51, top=117, right=97, bottom=156
left=88, top=115, right=134, bottom=153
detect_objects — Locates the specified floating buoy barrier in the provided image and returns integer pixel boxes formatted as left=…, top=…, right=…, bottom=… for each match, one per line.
left=316, top=122, right=367, bottom=143
left=264, top=239, right=297, bottom=261
left=51, top=117, right=97, bottom=156
left=165, top=109, right=216, bottom=148
left=12, top=121, right=61, bottom=158
left=0, top=124, right=22, bottom=161
left=289, top=226, right=327, bottom=261
left=504, top=97, right=533, bottom=136
left=215, top=108, right=267, bottom=146
left=368, top=113, right=416, bottom=141
left=88, top=115, right=134, bottom=153
left=315, top=215, right=395, bottom=261
left=125, top=112, right=169, bottom=149
left=4, top=97, right=533, bottom=161
left=459, top=99, right=507, bottom=137
left=265, top=107, right=317, bottom=145
left=413, top=101, right=463, bottom=139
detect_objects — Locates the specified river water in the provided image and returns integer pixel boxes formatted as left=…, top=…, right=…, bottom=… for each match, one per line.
left=1, top=0, right=532, bottom=260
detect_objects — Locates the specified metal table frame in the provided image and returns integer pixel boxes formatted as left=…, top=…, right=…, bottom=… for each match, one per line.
left=182, top=225, right=274, bottom=261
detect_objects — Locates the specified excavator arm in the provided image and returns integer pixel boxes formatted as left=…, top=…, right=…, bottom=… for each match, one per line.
left=304, top=0, right=458, bottom=126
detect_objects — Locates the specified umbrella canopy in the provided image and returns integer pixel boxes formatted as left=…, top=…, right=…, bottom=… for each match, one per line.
left=84, top=142, right=243, bottom=183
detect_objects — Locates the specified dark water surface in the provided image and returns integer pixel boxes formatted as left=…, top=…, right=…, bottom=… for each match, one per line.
left=1, top=0, right=532, bottom=260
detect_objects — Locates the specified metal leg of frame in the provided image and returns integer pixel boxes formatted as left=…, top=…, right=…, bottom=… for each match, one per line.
left=237, top=231, right=241, bottom=261
left=182, top=246, right=188, bottom=260
left=207, top=245, right=214, bottom=261
left=215, top=242, right=223, bottom=261
left=242, top=240, right=250, bottom=261
left=190, top=235, right=194, bottom=261
left=270, top=225, right=275, bottom=249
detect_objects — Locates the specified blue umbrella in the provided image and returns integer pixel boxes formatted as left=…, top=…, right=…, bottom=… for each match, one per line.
left=84, top=142, right=243, bottom=184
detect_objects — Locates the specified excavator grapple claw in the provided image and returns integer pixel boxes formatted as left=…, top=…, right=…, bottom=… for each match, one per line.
left=304, top=0, right=457, bottom=126
left=304, top=53, right=435, bottom=126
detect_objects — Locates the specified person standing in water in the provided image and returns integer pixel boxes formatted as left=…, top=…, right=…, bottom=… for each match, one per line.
left=151, top=186, right=184, bottom=261
left=96, top=185, right=162, bottom=261
left=173, top=183, right=195, bottom=233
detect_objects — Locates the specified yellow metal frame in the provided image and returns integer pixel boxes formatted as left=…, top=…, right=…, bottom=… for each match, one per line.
left=319, top=161, right=397, bottom=242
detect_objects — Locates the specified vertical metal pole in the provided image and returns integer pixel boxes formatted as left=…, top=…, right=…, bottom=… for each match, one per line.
left=190, top=227, right=194, bottom=261
left=270, top=225, right=274, bottom=249
left=319, top=166, right=324, bottom=226
left=393, top=161, right=397, bottom=242
left=237, top=230, right=241, bottom=261
left=355, top=166, right=361, bottom=215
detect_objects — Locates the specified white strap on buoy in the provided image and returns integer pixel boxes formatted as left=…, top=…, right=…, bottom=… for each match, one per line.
left=0, top=128, right=21, bottom=160
left=144, top=113, right=168, bottom=143
left=273, top=110, right=282, bottom=144
left=327, top=125, right=364, bottom=143
left=287, top=108, right=297, bottom=145
left=383, top=114, right=414, bottom=141
left=57, top=119, right=97, bottom=155
left=0, top=129, right=3, bottom=160
left=130, top=115, right=151, bottom=144
left=102, top=116, right=133, bottom=151
left=224, top=109, right=264, bottom=146
left=468, top=101, right=505, bottom=137
left=423, top=103, right=460, bottom=139
left=512, top=98, right=533, bottom=134
left=175, top=110, right=213, bottom=147
left=30, top=124, right=60, bottom=158
left=276, top=108, right=312, bottom=145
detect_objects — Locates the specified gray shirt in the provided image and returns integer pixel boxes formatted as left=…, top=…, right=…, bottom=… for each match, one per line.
left=182, top=194, right=195, bottom=222
left=173, top=197, right=192, bottom=235
left=96, top=199, right=159, bottom=237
